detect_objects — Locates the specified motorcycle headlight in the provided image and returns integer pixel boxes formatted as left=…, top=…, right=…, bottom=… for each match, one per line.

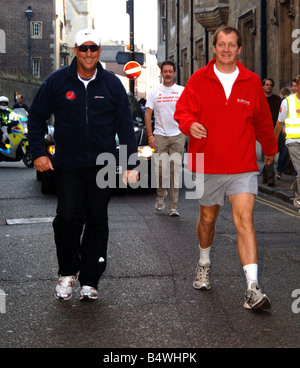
left=137, top=145, right=154, bottom=158
left=47, top=145, right=55, bottom=156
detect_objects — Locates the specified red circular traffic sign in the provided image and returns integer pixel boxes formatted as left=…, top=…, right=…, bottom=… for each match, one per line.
left=124, top=61, right=142, bottom=80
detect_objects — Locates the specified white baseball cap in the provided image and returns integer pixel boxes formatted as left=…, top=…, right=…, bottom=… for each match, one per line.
left=75, top=28, right=101, bottom=46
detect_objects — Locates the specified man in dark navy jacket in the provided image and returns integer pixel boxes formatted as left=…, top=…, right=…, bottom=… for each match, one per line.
left=28, top=28, right=138, bottom=301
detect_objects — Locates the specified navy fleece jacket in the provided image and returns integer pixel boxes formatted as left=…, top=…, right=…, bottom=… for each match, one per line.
left=28, top=57, right=137, bottom=169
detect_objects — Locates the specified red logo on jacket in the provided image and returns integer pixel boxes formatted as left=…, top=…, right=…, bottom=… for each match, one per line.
left=65, top=91, right=76, bottom=100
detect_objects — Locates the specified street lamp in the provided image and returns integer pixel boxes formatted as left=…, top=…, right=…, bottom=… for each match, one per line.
left=25, top=6, right=33, bottom=74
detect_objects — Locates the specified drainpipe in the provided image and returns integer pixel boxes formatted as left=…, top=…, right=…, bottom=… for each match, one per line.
left=176, top=0, right=180, bottom=84
left=128, top=0, right=135, bottom=95
left=260, top=0, right=267, bottom=80
left=165, top=0, right=168, bottom=60
left=190, top=0, right=194, bottom=75
left=205, top=28, right=209, bottom=65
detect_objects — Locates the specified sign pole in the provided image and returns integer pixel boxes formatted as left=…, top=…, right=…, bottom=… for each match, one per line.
left=127, top=0, right=135, bottom=95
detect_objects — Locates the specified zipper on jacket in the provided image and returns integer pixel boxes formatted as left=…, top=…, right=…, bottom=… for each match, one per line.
left=85, top=88, right=88, bottom=125
left=85, top=87, right=92, bottom=163
left=85, top=77, right=98, bottom=164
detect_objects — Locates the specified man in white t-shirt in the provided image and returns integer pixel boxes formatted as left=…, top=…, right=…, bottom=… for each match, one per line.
left=145, top=60, right=185, bottom=216
left=274, top=75, right=300, bottom=209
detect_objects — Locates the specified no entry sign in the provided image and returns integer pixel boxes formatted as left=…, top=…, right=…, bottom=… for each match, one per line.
left=123, top=61, right=142, bottom=80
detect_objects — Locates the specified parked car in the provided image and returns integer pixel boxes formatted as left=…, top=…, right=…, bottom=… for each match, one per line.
left=36, top=91, right=154, bottom=194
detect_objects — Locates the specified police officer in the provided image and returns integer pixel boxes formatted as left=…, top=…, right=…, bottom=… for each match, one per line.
left=0, top=96, right=12, bottom=150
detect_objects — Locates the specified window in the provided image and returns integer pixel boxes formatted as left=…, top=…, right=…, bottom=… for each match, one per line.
left=0, top=29, right=5, bottom=53
left=31, top=22, right=42, bottom=38
left=278, top=1, right=293, bottom=88
left=32, top=58, right=41, bottom=78
left=60, top=21, right=63, bottom=40
left=238, top=9, right=256, bottom=72
left=160, top=0, right=167, bottom=43
left=171, top=0, right=176, bottom=27
left=195, top=38, right=206, bottom=70
left=181, top=48, right=189, bottom=86
left=183, top=0, right=189, bottom=15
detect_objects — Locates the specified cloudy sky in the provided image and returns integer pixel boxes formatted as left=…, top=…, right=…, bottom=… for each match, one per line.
left=92, top=0, right=158, bottom=50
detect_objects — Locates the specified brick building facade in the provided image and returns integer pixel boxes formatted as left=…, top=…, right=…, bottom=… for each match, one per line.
left=0, top=0, right=92, bottom=104
left=158, top=0, right=300, bottom=94
left=0, top=0, right=58, bottom=80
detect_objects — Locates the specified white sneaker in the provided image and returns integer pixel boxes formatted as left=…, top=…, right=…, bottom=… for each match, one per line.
left=169, top=208, right=179, bottom=217
left=243, top=282, right=271, bottom=310
left=54, top=274, right=78, bottom=300
left=293, top=197, right=300, bottom=209
left=80, top=286, right=98, bottom=301
left=193, top=263, right=211, bottom=290
left=155, top=191, right=167, bottom=211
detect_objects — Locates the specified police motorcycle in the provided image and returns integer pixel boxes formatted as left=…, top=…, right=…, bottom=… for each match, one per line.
left=0, top=98, right=33, bottom=168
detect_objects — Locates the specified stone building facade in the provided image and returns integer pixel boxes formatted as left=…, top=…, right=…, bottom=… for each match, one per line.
left=158, top=0, right=300, bottom=94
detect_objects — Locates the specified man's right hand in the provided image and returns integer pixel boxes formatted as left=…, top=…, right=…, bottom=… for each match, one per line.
left=34, top=156, right=54, bottom=172
left=190, top=122, right=208, bottom=139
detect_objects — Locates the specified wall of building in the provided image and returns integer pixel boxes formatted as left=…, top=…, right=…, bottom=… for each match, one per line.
left=0, top=74, right=41, bottom=107
left=159, top=0, right=300, bottom=94
left=0, top=0, right=55, bottom=80
left=0, top=0, right=96, bottom=105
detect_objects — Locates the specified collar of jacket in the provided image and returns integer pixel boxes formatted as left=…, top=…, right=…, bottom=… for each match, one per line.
left=66, top=57, right=105, bottom=80
left=205, top=58, right=252, bottom=83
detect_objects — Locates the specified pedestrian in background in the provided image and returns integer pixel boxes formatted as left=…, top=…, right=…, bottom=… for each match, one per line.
left=138, top=98, right=146, bottom=114
left=145, top=60, right=185, bottom=217
left=261, top=78, right=282, bottom=186
left=290, top=78, right=297, bottom=94
left=12, top=95, right=29, bottom=112
left=28, top=28, right=138, bottom=301
left=274, top=75, right=300, bottom=210
left=174, top=26, right=277, bottom=310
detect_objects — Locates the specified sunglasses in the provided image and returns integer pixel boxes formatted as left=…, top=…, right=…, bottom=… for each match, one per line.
left=77, top=45, right=100, bottom=53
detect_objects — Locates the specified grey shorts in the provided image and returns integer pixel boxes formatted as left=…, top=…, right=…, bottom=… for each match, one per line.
left=193, top=172, right=259, bottom=206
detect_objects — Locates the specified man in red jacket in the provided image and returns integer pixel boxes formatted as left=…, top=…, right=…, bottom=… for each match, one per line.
left=174, top=26, right=277, bottom=310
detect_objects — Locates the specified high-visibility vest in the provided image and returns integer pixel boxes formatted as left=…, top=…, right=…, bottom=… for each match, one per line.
left=285, top=94, right=300, bottom=139
left=0, top=108, right=12, bottom=124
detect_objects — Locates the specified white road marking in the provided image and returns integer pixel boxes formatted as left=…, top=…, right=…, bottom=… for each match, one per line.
left=6, top=217, right=54, bottom=225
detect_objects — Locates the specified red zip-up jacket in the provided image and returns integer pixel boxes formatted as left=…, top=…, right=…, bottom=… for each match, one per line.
left=174, top=59, right=278, bottom=174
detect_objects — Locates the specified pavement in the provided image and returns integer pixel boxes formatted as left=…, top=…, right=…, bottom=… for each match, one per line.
left=1, top=161, right=299, bottom=350
left=257, top=160, right=297, bottom=206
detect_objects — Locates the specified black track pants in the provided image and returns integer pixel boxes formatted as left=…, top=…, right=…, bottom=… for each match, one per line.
left=53, top=166, right=111, bottom=289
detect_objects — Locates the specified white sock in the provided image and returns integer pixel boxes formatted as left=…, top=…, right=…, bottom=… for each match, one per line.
left=243, top=263, right=258, bottom=289
left=199, top=245, right=211, bottom=265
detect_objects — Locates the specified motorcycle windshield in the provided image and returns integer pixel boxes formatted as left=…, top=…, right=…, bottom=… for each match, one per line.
left=10, top=108, right=28, bottom=127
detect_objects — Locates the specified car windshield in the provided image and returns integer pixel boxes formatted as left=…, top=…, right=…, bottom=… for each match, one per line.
left=127, top=93, right=144, bottom=126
